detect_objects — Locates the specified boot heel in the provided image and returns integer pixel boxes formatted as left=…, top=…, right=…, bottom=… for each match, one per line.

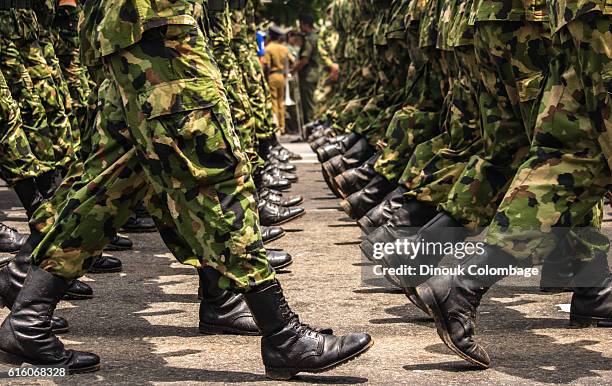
left=265, top=367, right=295, bottom=380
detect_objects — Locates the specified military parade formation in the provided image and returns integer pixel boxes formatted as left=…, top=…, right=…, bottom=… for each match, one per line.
left=0, top=0, right=609, bottom=381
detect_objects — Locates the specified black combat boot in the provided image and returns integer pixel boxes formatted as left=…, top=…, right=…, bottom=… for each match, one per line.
left=13, top=178, right=45, bottom=218
left=360, top=198, right=438, bottom=264
left=315, top=132, right=361, bottom=162
left=262, top=226, right=285, bottom=244
left=340, top=175, right=396, bottom=220
left=539, top=237, right=575, bottom=293
left=0, top=234, right=70, bottom=333
left=570, top=254, right=612, bottom=327
left=36, top=169, right=63, bottom=199
left=269, top=136, right=301, bottom=161
left=259, top=188, right=303, bottom=207
left=416, top=244, right=516, bottom=369
left=104, top=234, right=133, bottom=251
left=0, top=266, right=100, bottom=373
left=63, top=280, right=94, bottom=300
left=263, top=164, right=298, bottom=183
left=333, top=153, right=380, bottom=198
left=357, top=186, right=407, bottom=234
left=244, top=279, right=373, bottom=380
left=382, top=212, right=470, bottom=291
left=120, top=215, right=156, bottom=233
left=88, top=255, right=123, bottom=274
left=258, top=200, right=305, bottom=226
left=321, top=137, right=374, bottom=179
left=266, top=250, right=293, bottom=270
left=0, top=223, right=27, bottom=253
left=311, top=135, right=334, bottom=154
left=254, top=171, right=292, bottom=192
left=197, top=267, right=260, bottom=336
left=307, top=125, right=333, bottom=143
left=266, top=158, right=296, bottom=172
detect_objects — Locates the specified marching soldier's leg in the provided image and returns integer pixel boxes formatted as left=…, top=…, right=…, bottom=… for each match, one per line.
left=53, top=2, right=91, bottom=156
left=0, top=69, right=46, bottom=253
left=0, top=11, right=58, bottom=216
left=102, top=22, right=371, bottom=380
left=21, top=23, right=78, bottom=173
left=0, top=17, right=372, bottom=378
left=417, top=9, right=612, bottom=369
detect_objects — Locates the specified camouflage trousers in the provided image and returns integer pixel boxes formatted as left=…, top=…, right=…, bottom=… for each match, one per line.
left=208, top=7, right=258, bottom=169
left=439, top=21, right=551, bottom=229
left=373, top=49, right=446, bottom=181
left=0, top=70, right=49, bottom=185
left=486, top=12, right=612, bottom=264
left=31, top=25, right=273, bottom=290
left=401, top=47, right=483, bottom=205
left=0, top=11, right=55, bottom=169
left=23, top=25, right=77, bottom=170
left=53, top=4, right=92, bottom=157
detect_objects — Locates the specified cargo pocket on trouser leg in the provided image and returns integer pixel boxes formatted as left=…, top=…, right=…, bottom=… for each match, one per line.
left=137, top=79, right=268, bottom=288
left=517, top=71, right=546, bottom=142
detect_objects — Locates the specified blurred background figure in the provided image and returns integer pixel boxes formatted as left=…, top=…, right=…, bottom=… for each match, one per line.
left=263, top=26, right=290, bottom=134
left=292, top=14, right=320, bottom=125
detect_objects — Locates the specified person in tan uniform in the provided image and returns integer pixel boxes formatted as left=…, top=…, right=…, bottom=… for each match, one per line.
left=263, top=26, right=290, bottom=133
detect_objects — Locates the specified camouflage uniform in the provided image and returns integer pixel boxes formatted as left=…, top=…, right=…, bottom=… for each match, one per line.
left=232, top=0, right=277, bottom=143
left=53, top=2, right=92, bottom=156
left=30, top=0, right=273, bottom=291
left=207, top=1, right=258, bottom=168
left=314, top=13, right=339, bottom=113
left=350, top=0, right=413, bottom=148
left=298, top=26, right=321, bottom=125
left=373, top=0, right=447, bottom=182
left=486, top=0, right=612, bottom=264
left=0, top=70, right=49, bottom=185
left=0, top=9, right=56, bottom=169
left=25, top=3, right=78, bottom=170
left=400, top=0, right=483, bottom=206
left=333, top=1, right=378, bottom=131
left=439, top=0, right=552, bottom=229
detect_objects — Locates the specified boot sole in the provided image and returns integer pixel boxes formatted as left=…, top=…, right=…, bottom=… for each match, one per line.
left=63, top=293, right=94, bottom=301
left=53, top=326, right=70, bottom=334
left=0, top=351, right=101, bottom=374
left=358, top=240, right=376, bottom=263
left=285, top=197, right=304, bottom=207
left=266, top=185, right=291, bottom=192
left=263, top=232, right=286, bottom=244
left=332, top=174, right=350, bottom=199
left=357, top=217, right=374, bottom=235
left=264, top=339, right=374, bottom=380
left=570, top=314, right=612, bottom=328
left=417, top=284, right=490, bottom=369
left=263, top=211, right=306, bottom=226
left=339, top=200, right=352, bottom=217
left=272, top=259, right=294, bottom=271
left=88, top=266, right=123, bottom=274
left=198, top=322, right=261, bottom=336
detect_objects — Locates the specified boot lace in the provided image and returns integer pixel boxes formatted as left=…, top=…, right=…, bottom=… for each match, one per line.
left=275, top=288, right=321, bottom=337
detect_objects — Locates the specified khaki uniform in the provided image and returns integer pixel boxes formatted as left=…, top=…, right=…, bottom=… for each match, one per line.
left=263, top=41, right=290, bottom=132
